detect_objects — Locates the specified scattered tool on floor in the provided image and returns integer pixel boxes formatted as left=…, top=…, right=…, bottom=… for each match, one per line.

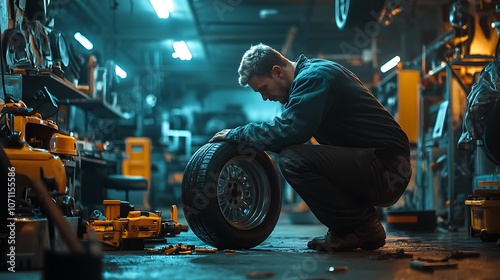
left=448, top=250, right=480, bottom=259
left=245, top=271, right=275, bottom=279
left=162, top=244, right=195, bottom=255
left=369, top=248, right=413, bottom=260
left=410, top=260, right=458, bottom=270
left=327, top=265, right=349, bottom=272
left=147, top=244, right=218, bottom=255
left=416, top=250, right=481, bottom=262
left=415, top=256, right=449, bottom=262
left=195, top=248, right=218, bottom=253
left=224, top=249, right=249, bottom=254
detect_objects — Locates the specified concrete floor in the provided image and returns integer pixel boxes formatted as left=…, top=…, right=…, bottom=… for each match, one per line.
left=3, top=210, right=500, bottom=280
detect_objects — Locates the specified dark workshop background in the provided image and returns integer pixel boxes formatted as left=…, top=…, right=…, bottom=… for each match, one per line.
left=1, top=0, right=500, bottom=227
left=3, top=1, right=500, bottom=279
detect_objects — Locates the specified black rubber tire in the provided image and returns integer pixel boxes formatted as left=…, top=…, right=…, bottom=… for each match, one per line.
left=334, top=0, right=386, bottom=31
left=182, top=142, right=281, bottom=249
left=480, top=230, right=500, bottom=242
left=483, top=99, right=500, bottom=166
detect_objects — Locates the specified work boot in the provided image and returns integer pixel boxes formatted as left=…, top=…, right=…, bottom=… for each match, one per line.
left=307, top=219, right=386, bottom=252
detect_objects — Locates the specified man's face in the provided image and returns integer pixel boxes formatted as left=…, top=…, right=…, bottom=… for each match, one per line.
left=248, top=71, right=290, bottom=105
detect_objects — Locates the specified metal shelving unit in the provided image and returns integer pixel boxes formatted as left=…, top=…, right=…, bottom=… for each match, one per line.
left=21, top=72, right=124, bottom=119
left=418, top=55, right=494, bottom=225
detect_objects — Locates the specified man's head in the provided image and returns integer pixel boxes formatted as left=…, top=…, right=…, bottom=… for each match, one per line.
left=238, top=43, right=295, bottom=104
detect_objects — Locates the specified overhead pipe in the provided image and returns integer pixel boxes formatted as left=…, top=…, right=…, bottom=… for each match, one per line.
left=281, top=26, right=297, bottom=56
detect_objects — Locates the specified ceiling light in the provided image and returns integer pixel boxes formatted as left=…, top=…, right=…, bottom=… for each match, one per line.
left=259, top=9, right=279, bottom=19
left=150, top=0, right=173, bottom=19
left=73, top=32, right=93, bottom=50
left=380, top=55, right=401, bottom=73
left=115, top=64, right=127, bottom=79
left=172, top=41, right=192, bottom=61
left=145, top=94, right=157, bottom=108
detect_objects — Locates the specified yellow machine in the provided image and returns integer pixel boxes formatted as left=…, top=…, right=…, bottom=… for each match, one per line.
left=1, top=100, right=78, bottom=215
left=85, top=200, right=188, bottom=249
left=122, top=137, right=152, bottom=209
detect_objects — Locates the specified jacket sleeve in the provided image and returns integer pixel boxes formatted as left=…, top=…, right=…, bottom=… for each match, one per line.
left=224, top=72, right=335, bottom=152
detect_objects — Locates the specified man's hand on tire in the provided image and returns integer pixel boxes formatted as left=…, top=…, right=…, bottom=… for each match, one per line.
left=209, top=129, right=231, bottom=143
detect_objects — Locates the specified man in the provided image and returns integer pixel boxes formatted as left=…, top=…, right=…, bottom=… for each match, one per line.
left=209, top=43, right=411, bottom=251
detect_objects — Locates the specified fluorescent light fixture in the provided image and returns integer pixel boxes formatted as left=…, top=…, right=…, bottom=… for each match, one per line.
left=115, top=64, right=127, bottom=79
left=380, top=55, right=401, bottom=73
left=150, top=0, right=173, bottom=19
left=73, top=32, right=93, bottom=50
left=259, top=9, right=279, bottom=19
left=172, top=41, right=192, bottom=61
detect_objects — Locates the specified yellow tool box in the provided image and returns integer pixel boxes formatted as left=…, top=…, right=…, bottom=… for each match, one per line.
left=465, top=195, right=500, bottom=242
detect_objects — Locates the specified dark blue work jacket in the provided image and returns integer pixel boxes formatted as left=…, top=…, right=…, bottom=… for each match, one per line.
left=225, top=55, right=410, bottom=156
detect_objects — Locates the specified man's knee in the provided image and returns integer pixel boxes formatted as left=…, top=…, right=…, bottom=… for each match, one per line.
left=278, top=146, right=301, bottom=174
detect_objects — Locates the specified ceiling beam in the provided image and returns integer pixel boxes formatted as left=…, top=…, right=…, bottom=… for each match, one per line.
left=71, top=1, right=112, bottom=35
left=187, top=0, right=209, bottom=59
left=108, top=30, right=355, bottom=42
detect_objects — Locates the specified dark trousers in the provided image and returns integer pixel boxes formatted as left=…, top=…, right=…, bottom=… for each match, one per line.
left=278, top=144, right=411, bottom=232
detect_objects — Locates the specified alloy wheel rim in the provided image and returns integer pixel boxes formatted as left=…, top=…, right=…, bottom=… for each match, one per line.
left=217, top=156, right=271, bottom=230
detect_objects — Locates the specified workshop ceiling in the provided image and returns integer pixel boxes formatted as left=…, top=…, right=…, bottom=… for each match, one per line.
left=51, top=0, right=448, bottom=92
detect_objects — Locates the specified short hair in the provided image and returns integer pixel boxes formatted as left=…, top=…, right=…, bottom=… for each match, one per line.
left=237, top=43, right=288, bottom=87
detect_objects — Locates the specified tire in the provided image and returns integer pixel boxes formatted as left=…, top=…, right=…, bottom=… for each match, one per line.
left=182, top=141, right=281, bottom=249
left=480, top=230, right=500, bottom=242
left=334, top=0, right=386, bottom=31
left=480, top=230, right=489, bottom=242
left=483, top=100, right=500, bottom=166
